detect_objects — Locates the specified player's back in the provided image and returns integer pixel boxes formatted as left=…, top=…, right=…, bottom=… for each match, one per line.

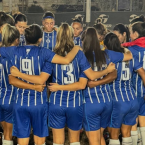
left=12, top=45, right=53, bottom=106
left=0, top=51, right=16, bottom=105
left=129, top=45, right=145, bottom=98
left=50, top=50, right=90, bottom=107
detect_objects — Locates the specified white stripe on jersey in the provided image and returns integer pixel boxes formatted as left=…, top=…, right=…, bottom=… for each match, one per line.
left=38, top=56, right=43, bottom=104
left=113, top=63, right=118, bottom=101
left=105, top=84, right=110, bottom=102
left=52, top=31, right=54, bottom=50
left=100, top=86, right=105, bottom=103
left=67, top=91, right=70, bottom=107
left=88, top=87, right=93, bottom=103
left=28, top=91, right=30, bottom=106
left=9, top=85, right=14, bottom=104
left=124, top=81, right=130, bottom=101
left=78, top=92, right=80, bottom=106
left=2, top=65, right=7, bottom=105
left=73, top=91, right=76, bottom=107
left=47, top=33, right=49, bottom=49
left=119, top=63, right=125, bottom=102
left=94, top=87, right=100, bottom=103
left=53, top=64, right=58, bottom=105
left=60, top=90, right=63, bottom=106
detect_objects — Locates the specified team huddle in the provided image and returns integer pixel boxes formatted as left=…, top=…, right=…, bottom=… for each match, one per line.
left=0, top=10, right=145, bottom=145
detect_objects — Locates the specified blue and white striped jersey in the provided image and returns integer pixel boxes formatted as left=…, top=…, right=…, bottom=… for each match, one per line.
left=74, top=36, right=82, bottom=47
left=83, top=49, right=124, bottom=104
left=40, top=30, right=57, bottom=51
left=19, top=34, right=26, bottom=46
left=110, top=55, right=141, bottom=102
left=129, top=46, right=145, bottom=98
left=49, top=50, right=90, bottom=107
left=0, top=47, right=16, bottom=105
left=1, top=46, right=55, bottom=106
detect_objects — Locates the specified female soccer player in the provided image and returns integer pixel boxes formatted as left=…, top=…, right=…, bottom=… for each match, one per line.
left=0, top=23, right=84, bottom=145
left=10, top=23, right=116, bottom=145
left=106, top=33, right=145, bottom=145
left=93, top=23, right=107, bottom=50
left=13, top=12, right=27, bottom=46
left=72, top=15, right=83, bottom=46
left=0, top=12, right=15, bottom=47
left=48, top=28, right=133, bottom=145
left=0, top=24, right=45, bottom=145
left=41, top=11, right=57, bottom=50
left=122, top=22, right=145, bottom=145
left=113, top=23, right=130, bottom=43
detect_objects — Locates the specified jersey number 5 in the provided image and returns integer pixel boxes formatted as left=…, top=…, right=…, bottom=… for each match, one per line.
left=121, top=62, right=130, bottom=80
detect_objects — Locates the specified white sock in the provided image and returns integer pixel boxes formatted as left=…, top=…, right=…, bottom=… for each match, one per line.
left=131, top=131, right=138, bottom=145
left=109, top=139, right=120, bottom=145
left=3, top=140, right=13, bottom=145
left=122, top=137, right=132, bottom=145
left=70, top=142, right=80, bottom=145
left=53, top=143, right=64, bottom=145
left=35, top=143, right=45, bottom=145
left=137, top=127, right=142, bottom=144
left=140, top=127, right=145, bottom=145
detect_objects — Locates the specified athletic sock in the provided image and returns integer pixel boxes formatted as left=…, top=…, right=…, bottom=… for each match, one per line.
left=3, top=140, right=13, bottom=145
left=131, top=131, right=138, bottom=145
left=53, top=143, right=64, bottom=145
left=140, top=127, right=145, bottom=145
left=137, top=127, right=142, bottom=145
left=122, top=137, right=132, bottom=145
left=70, top=142, right=80, bottom=145
left=109, top=139, right=120, bottom=145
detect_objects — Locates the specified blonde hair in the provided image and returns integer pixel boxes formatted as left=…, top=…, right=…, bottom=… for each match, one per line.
left=2, top=24, right=20, bottom=47
left=54, top=23, right=74, bottom=56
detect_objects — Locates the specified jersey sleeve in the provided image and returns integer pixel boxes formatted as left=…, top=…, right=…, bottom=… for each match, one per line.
left=105, top=49, right=124, bottom=63
left=42, top=48, right=56, bottom=62
left=79, top=71, right=88, bottom=79
left=41, top=61, right=53, bottom=75
left=78, top=51, right=91, bottom=72
left=133, top=55, right=143, bottom=71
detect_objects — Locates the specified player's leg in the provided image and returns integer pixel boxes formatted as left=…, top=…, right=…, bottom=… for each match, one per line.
left=100, top=101, right=112, bottom=145
left=31, top=104, right=48, bottom=145
left=48, top=103, right=66, bottom=145
left=83, top=103, right=104, bottom=145
left=13, top=105, right=31, bottom=145
left=108, top=101, right=129, bottom=145
left=121, top=99, right=139, bottom=145
left=66, top=105, right=83, bottom=145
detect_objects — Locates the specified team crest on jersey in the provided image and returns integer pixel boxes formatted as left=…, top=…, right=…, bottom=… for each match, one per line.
left=46, top=38, right=50, bottom=43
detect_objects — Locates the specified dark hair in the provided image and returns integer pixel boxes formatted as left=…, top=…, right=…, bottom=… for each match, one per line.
left=72, top=15, right=83, bottom=25
left=130, top=15, right=145, bottom=25
left=131, top=22, right=145, bottom=38
left=13, top=13, right=27, bottom=24
left=81, top=30, right=86, bottom=41
left=113, top=23, right=130, bottom=42
left=93, top=23, right=107, bottom=36
left=0, top=13, right=15, bottom=26
left=104, top=33, right=124, bottom=53
left=42, top=11, right=55, bottom=20
left=83, top=27, right=107, bottom=69
left=25, top=24, right=43, bottom=44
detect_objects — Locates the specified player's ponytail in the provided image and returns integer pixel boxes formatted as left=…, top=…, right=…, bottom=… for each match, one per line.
left=83, top=27, right=107, bottom=70
left=2, top=24, right=20, bottom=47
